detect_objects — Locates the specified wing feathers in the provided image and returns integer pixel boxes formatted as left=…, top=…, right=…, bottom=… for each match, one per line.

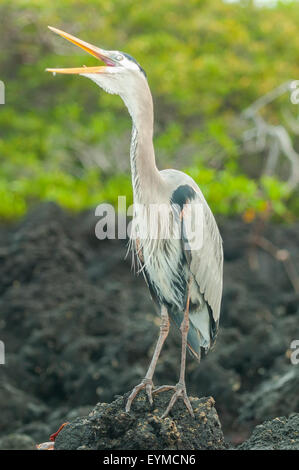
left=181, top=191, right=223, bottom=323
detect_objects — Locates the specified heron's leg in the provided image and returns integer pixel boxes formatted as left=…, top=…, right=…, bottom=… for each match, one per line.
left=125, top=306, right=170, bottom=413
left=154, top=283, right=194, bottom=418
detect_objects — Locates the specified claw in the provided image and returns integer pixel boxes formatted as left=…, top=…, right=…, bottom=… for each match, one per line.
left=126, top=378, right=154, bottom=412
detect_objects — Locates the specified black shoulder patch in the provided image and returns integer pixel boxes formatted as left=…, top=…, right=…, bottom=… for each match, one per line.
left=122, top=52, right=147, bottom=77
left=171, top=185, right=196, bottom=210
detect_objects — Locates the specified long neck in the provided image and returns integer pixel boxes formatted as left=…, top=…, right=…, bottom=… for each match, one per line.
left=124, top=83, right=162, bottom=204
left=130, top=125, right=161, bottom=203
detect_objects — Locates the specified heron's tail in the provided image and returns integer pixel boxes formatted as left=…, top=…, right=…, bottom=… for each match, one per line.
left=169, top=302, right=217, bottom=361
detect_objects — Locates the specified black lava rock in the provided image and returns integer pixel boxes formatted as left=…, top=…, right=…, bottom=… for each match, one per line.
left=239, top=414, right=299, bottom=450
left=54, top=391, right=226, bottom=450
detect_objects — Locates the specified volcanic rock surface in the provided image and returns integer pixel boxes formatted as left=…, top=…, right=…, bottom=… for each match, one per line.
left=54, top=391, right=225, bottom=450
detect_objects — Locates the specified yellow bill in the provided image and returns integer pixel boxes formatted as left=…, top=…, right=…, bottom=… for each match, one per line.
left=46, top=26, right=115, bottom=75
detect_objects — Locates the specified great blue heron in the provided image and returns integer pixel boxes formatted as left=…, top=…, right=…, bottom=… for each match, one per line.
left=47, top=26, right=223, bottom=418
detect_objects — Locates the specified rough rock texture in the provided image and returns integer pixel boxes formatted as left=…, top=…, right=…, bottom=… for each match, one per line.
left=0, top=433, right=36, bottom=450
left=54, top=391, right=225, bottom=450
left=0, top=203, right=298, bottom=447
left=239, top=414, right=299, bottom=450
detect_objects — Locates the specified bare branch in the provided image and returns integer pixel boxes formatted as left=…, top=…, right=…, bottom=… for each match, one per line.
left=242, top=81, right=299, bottom=190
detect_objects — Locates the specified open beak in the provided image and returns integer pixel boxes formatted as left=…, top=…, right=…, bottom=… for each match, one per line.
left=46, top=26, right=114, bottom=74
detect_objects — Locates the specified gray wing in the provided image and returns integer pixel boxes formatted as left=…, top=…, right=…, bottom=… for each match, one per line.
left=160, top=169, right=223, bottom=354
left=181, top=189, right=223, bottom=325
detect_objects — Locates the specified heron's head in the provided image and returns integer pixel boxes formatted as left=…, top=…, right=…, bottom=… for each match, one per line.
left=46, top=26, right=151, bottom=125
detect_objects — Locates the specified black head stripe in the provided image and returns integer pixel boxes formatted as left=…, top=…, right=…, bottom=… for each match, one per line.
left=122, top=52, right=147, bottom=77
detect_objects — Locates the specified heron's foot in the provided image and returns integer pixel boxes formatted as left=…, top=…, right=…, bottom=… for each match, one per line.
left=125, top=378, right=154, bottom=413
left=153, top=382, right=194, bottom=418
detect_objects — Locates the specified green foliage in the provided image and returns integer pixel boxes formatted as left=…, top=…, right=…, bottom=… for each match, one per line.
left=185, top=163, right=290, bottom=217
left=0, top=0, right=298, bottom=220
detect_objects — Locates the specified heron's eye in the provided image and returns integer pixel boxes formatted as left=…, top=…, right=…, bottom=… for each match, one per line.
left=115, top=54, right=123, bottom=61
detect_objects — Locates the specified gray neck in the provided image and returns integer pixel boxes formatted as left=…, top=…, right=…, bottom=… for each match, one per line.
left=128, top=96, right=162, bottom=204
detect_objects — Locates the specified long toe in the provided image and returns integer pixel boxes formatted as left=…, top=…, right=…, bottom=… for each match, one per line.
left=160, top=383, right=194, bottom=418
left=125, top=378, right=154, bottom=413
left=182, top=390, right=195, bottom=418
left=153, top=384, right=175, bottom=394
left=161, top=390, right=181, bottom=418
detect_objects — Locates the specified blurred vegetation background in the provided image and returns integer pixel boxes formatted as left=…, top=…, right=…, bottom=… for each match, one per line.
left=0, top=0, right=299, bottom=221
